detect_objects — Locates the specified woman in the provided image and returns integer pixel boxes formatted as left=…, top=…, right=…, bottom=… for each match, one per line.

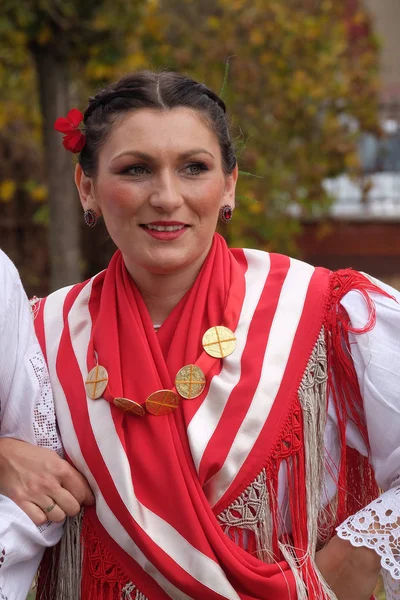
left=3, top=70, right=400, bottom=599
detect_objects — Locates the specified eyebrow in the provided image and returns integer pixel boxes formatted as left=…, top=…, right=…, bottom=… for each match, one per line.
left=112, top=148, right=215, bottom=162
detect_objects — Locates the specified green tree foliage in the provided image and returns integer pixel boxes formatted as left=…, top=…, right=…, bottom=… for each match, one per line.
left=153, top=0, right=380, bottom=253
left=0, top=0, right=380, bottom=289
left=0, top=0, right=155, bottom=289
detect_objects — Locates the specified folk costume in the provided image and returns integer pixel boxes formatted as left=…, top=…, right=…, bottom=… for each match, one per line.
left=31, top=234, right=400, bottom=599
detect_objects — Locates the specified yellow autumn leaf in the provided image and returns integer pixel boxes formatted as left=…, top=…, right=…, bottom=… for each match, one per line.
left=248, top=202, right=263, bottom=215
left=38, top=26, right=52, bottom=45
left=250, top=29, right=265, bottom=48
left=93, top=14, right=109, bottom=31
left=260, top=52, right=273, bottom=66
left=0, top=180, right=16, bottom=203
left=124, top=52, right=148, bottom=71
left=353, top=11, right=366, bottom=26
left=86, top=63, right=115, bottom=80
left=13, top=31, right=27, bottom=45
left=345, top=152, right=360, bottom=170
left=207, top=16, right=220, bottom=30
left=30, top=184, right=48, bottom=203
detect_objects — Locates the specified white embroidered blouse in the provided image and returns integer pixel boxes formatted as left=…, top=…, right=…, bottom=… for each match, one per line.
left=0, top=251, right=399, bottom=599
left=0, top=250, right=63, bottom=600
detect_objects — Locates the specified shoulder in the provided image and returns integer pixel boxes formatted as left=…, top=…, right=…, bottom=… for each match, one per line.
left=340, top=271, right=400, bottom=331
left=239, top=248, right=330, bottom=285
left=0, top=249, right=28, bottom=328
left=0, top=248, right=21, bottom=295
left=39, top=270, right=105, bottom=326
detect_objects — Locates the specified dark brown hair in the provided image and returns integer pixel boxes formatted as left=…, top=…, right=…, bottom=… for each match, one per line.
left=79, top=70, right=237, bottom=177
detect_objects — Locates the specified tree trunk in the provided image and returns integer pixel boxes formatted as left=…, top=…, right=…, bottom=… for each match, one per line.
left=32, top=45, right=81, bottom=291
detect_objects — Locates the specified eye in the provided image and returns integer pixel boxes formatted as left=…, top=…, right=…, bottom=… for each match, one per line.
left=123, top=164, right=151, bottom=177
left=183, top=162, right=209, bottom=176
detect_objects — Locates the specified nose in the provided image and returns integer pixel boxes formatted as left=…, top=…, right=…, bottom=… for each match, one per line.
left=148, top=170, right=183, bottom=213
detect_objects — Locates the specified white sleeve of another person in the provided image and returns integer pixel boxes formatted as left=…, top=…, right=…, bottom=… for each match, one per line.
left=0, top=249, right=63, bottom=600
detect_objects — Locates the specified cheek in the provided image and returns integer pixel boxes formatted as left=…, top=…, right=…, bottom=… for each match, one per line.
left=189, top=179, right=226, bottom=216
left=97, top=181, right=141, bottom=217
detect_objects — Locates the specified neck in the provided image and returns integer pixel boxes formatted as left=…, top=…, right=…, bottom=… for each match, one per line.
left=123, top=253, right=208, bottom=325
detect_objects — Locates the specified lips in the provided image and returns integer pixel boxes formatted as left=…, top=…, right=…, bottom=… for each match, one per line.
left=140, top=221, right=189, bottom=241
left=144, top=224, right=185, bottom=232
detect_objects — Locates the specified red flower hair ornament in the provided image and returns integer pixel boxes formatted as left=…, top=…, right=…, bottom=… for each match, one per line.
left=54, top=108, right=86, bottom=153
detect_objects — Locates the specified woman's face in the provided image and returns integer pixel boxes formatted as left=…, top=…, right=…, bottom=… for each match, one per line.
left=76, top=107, right=237, bottom=279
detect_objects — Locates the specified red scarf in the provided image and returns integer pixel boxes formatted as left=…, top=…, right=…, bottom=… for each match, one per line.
left=36, top=234, right=387, bottom=599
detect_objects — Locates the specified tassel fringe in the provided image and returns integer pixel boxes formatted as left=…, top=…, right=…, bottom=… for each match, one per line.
left=37, top=509, right=148, bottom=600
left=37, top=512, right=83, bottom=600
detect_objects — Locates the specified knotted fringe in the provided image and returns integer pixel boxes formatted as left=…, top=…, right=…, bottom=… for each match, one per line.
left=218, top=469, right=276, bottom=564
left=80, top=580, right=146, bottom=600
left=217, top=271, right=385, bottom=599
left=284, top=270, right=392, bottom=599
left=294, top=331, right=337, bottom=599
left=37, top=511, right=83, bottom=600
left=283, top=268, right=392, bottom=599
left=298, top=331, right=328, bottom=555
left=121, top=583, right=148, bottom=600
left=218, top=330, right=336, bottom=598
left=324, top=269, right=393, bottom=522
left=80, top=510, right=149, bottom=600
left=37, top=509, right=148, bottom=600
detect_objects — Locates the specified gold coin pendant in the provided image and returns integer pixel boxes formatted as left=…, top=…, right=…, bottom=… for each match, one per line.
left=85, top=365, right=109, bottom=399
left=175, top=364, right=206, bottom=399
left=113, top=397, right=146, bottom=417
left=202, top=326, right=236, bottom=358
left=146, top=390, right=180, bottom=416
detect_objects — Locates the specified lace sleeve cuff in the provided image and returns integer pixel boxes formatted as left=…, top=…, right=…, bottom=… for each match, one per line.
left=336, top=486, right=400, bottom=580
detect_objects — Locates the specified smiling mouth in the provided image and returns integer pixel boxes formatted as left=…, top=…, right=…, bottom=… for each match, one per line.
left=141, top=224, right=188, bottom=232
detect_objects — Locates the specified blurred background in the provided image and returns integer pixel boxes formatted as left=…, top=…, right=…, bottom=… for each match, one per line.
left=1, top=1, right=399, bottom=598
left=1, top=0, right=400, bottom=302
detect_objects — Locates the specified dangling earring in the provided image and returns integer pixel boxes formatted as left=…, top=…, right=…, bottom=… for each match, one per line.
left=84, top=209, right=98, bottom=227
left=219, top=205, right=234, bottom=223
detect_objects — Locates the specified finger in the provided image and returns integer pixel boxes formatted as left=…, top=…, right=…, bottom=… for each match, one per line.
left=83, top=487, right=95, bottom=506
left=20, top=501, right=50, bottom=527
left=38, top=495, right=67, bottom=524
left=60, top=464, right=95, bottom=505
left=51, top=487, right=81, bottom=518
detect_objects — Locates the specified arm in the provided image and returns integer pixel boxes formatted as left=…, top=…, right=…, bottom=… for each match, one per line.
left=318, top=278, right=400, bottom=599
left=0, top=438, right=94, bottom=524
left=0, top=251, right=93, bottom=599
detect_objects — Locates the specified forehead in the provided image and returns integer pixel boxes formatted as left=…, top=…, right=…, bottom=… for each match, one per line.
left=102, top=107, right=220, bottom=159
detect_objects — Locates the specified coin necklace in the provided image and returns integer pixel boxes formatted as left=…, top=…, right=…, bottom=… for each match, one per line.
left=85, top=326, right=236, bottom=417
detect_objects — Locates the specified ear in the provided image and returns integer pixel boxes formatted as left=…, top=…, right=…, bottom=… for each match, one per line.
left=75, top=164, right=102, bottom=215
left=221, top=163, right=238, bottom=209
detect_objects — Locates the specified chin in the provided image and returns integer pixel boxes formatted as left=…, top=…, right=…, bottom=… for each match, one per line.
left=146, top=260, right=189, bottom=275
left=145, top=251, right=201, bottom=276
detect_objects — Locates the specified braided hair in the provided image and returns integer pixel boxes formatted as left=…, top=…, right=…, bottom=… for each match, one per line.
left=79, top=71, right=236, bottom=177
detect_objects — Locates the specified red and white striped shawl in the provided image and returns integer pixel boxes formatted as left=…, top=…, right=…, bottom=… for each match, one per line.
left=35, top=234, right=380, bottom=599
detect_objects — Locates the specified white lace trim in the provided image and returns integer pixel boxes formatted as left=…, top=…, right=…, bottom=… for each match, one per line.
left=383, top=568, right=400, bottom=600
left=29, top=349, right=62, bottom=454
left=29, top=349, right=63, bottom=534
left=336, top=485, right=400, bottom=584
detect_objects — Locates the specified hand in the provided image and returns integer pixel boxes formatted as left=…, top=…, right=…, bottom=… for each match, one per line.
left=0, top=437, right=94, bottom=525
left=315, top=535, right=381, bottom=600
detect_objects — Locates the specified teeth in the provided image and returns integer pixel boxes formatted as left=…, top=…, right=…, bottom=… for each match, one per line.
left=145, top=224, right=185, bottom=232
